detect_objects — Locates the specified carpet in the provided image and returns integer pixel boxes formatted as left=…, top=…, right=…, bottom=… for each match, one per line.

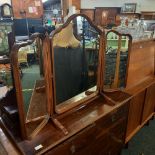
left=121, top=118, right=155, bottom=155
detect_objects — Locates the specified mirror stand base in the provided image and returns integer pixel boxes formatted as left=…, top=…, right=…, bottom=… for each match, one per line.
left=51, top=117, right=69, bottom=135
left=29, top=115, right=50, bottom=139
left=28, top=115, right=68, bottom=139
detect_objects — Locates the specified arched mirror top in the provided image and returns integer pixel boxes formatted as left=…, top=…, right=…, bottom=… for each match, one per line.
left=50, top=14, right=103, bottom=114
left=50, top=14, right=103, bottom=39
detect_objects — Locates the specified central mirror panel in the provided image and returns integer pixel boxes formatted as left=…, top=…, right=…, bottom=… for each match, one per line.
left=104, top=30, right=131, bottom=89
left=52, top=15, right=100, bottom=112
left=17, top=38, right=46, bottom=122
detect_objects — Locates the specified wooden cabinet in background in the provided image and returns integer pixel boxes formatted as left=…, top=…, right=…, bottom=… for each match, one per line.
left=94, top=7, right=121, bottom=26
left=80, top=9, right=95, bottom=21
left=141, top=11, right=155, bottom=20
left=12, top=0, right=43, bottom=19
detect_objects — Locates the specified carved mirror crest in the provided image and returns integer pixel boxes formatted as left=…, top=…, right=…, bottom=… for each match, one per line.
left=104, top=30, right=132, bottom=90
left=11, top=34, right=48, bottom=139
left=50, top=14, right=103, bottom=114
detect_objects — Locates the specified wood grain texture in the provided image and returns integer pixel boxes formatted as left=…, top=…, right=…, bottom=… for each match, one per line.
left=125, top=91, right=145, bottom=140
left=17, top=95, right=130, bottom=155
left=80, top=9, right=95, bottom=21
left=141, top=83, right=155, bottom=123
left=126, top=40, right=155, bottom=89
left=72, top=0, right=81, bottom=10
left=94, top=7, right=121, bottom=26
left=12, top=0, right=43, bottom=19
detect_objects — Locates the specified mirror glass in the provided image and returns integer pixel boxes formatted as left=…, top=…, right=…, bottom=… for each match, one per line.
left=0, top=23, right=12, bottom=56
left=52, top=16, right=100, bottom=107
left=104, top=31, right=130, bottom=89
left=0, top=63, right=13, bottom=99
left=17, top=38, right=47, bottom=122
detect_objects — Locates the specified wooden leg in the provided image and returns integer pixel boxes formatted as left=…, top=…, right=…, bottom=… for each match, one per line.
left=51, top=117, right=68, bottom=135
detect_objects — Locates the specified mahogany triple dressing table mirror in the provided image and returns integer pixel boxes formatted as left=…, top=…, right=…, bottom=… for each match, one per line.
left=0, top=14, right=133, bottom=155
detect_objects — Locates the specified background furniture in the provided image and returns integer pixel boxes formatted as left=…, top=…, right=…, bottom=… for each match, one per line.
left=141, top=11, right=155, bottom=20
left=125, top=39, right=155, bottom=143
left=80, top=9, right=95, bottom=21
left=94, top=7, right=121, bottom=26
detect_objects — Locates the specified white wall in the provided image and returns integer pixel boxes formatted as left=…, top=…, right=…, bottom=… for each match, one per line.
left=81, top=0, right=155, bottom=12
left=0, top=0, right=11, bottom=5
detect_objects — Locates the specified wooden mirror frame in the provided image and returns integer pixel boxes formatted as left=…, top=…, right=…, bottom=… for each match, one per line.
left=49, top=14, right=104, bottom=115
left=11, top=33, right=50, bottom=139
left=102, top=29, right=132, bottom=92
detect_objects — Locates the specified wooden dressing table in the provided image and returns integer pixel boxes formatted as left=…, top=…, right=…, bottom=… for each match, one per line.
left=0, top=14, right=155, bottom=155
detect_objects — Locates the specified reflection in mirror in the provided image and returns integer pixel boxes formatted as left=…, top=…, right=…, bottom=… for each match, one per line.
left=17, top=39, right=46, bottom=122
left=52, top=16, right=100, bottom=109
left=104, top=31, right=130, bottom=89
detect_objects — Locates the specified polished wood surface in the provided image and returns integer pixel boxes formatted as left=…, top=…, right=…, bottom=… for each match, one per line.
left=125, top=39, right=155, bottom=143
left=72, top=0, right=81, bottom=10
left=125, top=90, right=145, bottom=141
left=142, top=83, right=155, bottom=123
left=126, top=39, right=155, bottom=89
left=12, top=0, right=43, bottom=19
left=0, top=127, right=20, bottom=155
left=94, top=7, right=121, bottom=26
left=80, top=9, right=95, bottom=21
left=17, top=94, right=130, bottom=154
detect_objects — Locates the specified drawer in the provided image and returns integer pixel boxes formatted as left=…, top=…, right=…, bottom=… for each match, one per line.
left=96, top=103, right=128, bottom=131
left=44, top=104, right=128, bottom=155
left=44, top=123, right=97, bottom=155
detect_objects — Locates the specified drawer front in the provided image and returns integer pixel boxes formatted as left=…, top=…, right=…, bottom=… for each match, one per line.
left=96, top=102, right=129, bottom=131
left=44, top=123, right=97, bottom=155
left=44, top=103, right=129, bottom=155
left=88, top=118, right=127, bottom=155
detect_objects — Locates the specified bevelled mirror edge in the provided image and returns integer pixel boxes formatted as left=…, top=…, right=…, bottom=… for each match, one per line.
left=10, top=33, right=49, bottom=139
left=102, top=29, right=133, bottom=92
left=49, top=14, right=104, bottom=115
